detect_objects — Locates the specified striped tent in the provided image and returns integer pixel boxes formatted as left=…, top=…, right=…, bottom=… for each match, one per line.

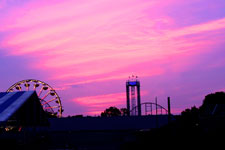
left=0, top=91, right=47, bottom=126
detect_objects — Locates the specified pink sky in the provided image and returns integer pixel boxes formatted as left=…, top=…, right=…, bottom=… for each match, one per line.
left=0, top=0, right=225, bottom=116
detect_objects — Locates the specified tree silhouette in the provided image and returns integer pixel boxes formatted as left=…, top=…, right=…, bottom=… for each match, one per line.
left=180, top=91, right=225, bottom=118
left=178, top=91, right=225, bottom=127
left=120, top=108, right=128, bottom=116
left=202, top=91, right=225, bottom=105
left=199, top=91, right=225, bottom=116
left=101, top=106, right=121, bottom=117
left=180, top=106, right=199, bottom=126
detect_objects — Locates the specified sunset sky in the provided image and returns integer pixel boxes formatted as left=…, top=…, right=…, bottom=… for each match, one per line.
left=0, top=0, right=225, bottom=116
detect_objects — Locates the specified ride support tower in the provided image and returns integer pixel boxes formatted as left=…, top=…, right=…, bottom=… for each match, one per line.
left=126, top=75, right=141, bottom=116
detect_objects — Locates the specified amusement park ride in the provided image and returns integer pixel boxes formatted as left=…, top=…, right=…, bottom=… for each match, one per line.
left=6, top=79, right=63, bottom=118
left=126, top=75, right=169, bottom=116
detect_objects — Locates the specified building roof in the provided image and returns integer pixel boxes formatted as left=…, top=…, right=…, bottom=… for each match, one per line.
left=0, top=91, right=36, bottom=122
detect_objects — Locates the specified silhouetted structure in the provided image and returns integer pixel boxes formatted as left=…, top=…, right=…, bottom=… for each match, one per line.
left=126, top=75, right=141, bottom=116
left=131, top=102, right=168, bottom=116
left=167, top=97, right=171, bottom=122
left=0, top=91, right=48, bottom=128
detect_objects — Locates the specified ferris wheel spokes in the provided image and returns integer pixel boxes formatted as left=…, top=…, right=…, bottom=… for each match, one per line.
left=40, top=91, right=51, bottom=101
left=44, top=105, right=60, bottom=110
left=41, top=97, right=57, bottom=106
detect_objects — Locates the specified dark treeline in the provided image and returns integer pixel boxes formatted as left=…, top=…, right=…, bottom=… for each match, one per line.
left=124, top=91, right=225, bottom=149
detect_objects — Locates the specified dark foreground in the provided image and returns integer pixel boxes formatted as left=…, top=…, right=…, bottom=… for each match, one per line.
left=1, top=115, right=225, bottom=150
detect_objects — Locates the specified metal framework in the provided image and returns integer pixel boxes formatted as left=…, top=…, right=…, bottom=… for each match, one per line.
left=131, top=102, right=168, bottom=116
left=7, top=79, right=63, bottom=117
left=126, top=75, right=141, bottom=116
left=131, top=86, right=136, bottom=115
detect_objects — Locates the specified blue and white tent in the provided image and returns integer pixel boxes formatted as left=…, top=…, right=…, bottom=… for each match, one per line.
left=0, top=91, right=47, bottom=126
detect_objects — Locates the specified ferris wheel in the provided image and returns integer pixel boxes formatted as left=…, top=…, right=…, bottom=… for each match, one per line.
left=7, top=79, right=63, bottom=117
